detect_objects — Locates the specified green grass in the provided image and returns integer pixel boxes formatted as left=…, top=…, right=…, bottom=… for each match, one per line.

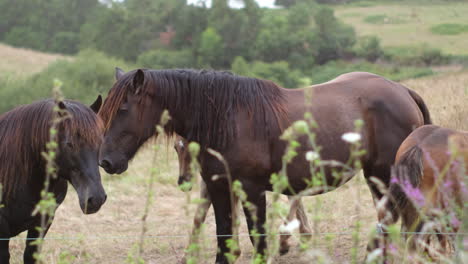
left=363, top=14, right=407, bottom=25
left=430, top=23, right=468, bottom=35
left=334, top=2, right=468, bottom=55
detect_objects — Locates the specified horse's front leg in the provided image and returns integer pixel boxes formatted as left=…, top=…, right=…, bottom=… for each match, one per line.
left=207, top=181, right=236, bottom=264
left=241, top=184, right=267, bottom=259
left=24, top=221, right=52, bottom=264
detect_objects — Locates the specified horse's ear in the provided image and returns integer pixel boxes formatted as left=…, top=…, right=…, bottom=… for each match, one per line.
left=132, top=69, right=144, bottom=95
left=90, top=95, right=102, bottom=113
left=57, top=101, right=68, bottom=117
left=58, top=101, right=67, bottom=110
left=115, top=67, right=125, bottom=80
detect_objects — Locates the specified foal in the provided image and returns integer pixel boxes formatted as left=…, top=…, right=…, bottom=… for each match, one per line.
left=174, top=135, right=312, bottom=255
left=384, top=125, right=468, bottom=259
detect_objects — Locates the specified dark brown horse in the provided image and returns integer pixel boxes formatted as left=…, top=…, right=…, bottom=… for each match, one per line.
left=384, top=125, right=467, bottom=259
left=174, top=135, right=312, bottom=258
left=0, top=97, right=107, bottom=264
left=99, top=69, right=431, bottom=263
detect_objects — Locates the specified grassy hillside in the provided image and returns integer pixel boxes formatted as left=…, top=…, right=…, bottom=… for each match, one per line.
left=335, top=1, right=468, bottom=55
left=0, top=43, right=69, bottom=78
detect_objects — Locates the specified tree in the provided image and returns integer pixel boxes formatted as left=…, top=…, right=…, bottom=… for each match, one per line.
left=0, top=0, right=100, bottom=54
left=231, top=56, right=250, bottom=76
left=312, top=6, right=356, bottom=64
left=355, top=36, right=383, bottom=62
left=197, top=27, right=224, bottom=67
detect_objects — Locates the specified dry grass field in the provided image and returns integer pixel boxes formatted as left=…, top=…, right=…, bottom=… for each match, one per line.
left=0, top=43, right=69, bottom=78
left=6, top=69, right=467, bottom=263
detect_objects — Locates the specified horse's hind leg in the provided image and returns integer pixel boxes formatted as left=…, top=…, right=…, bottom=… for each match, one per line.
left=363, top=164, right=399, bottom=258
left=0, top=239, right=10, bottom=264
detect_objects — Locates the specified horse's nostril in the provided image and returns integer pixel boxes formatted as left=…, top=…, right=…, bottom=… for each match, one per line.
left=99, top=159, right=111, bottom=170
left=87, top=196, right=95, bottom=208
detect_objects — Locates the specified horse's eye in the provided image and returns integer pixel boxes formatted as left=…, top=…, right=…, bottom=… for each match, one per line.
left=119, top=103, right=129, bottom=111
left=66, top=142, right=74, bottom=149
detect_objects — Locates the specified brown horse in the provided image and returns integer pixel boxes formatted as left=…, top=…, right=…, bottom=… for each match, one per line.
left=384, top=125, right=468, bottom=259
left=174, top=135, right=312, bottom=257
left=99, top=69, right=431, bottom=263
left=0, top=97, right=107, bottom=264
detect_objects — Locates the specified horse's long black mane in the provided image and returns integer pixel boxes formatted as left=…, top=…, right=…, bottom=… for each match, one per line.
left=0, top=99, right=103, bottom=202
left=100, top=69, right=288, bottom=149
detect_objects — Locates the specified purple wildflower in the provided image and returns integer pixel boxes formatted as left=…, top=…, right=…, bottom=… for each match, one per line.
left=390, top=176, right=399, bottom=184
left=443, top=179, right=453, bottom=189
left=387, top=243, right=398, bottom=255
left=450, top=213, right=461, bottom=229
left=401, top=179, right=425, bottom=207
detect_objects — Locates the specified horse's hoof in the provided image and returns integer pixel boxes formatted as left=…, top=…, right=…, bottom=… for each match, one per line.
left=178, top=256, right=187, bottom=264
left=279, top=243, right=290, bottom=255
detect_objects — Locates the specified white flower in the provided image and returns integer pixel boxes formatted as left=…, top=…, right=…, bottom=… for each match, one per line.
left=365, top=248, right=383, bottom=263
left=305, top=151, right=319, bottom=161
left=341, top=132, right=361, bottom=143
left=279, top=219, right=300, bottom=233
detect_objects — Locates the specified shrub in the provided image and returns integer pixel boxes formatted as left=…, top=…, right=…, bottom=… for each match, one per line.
left=385, top=45, right=449, bottom=66
left=430, top=23, right=468, bottom=35
left=313, top=6, right=356, bottom=64
left=231, top=58, right=305, bottom=88
left=137, top=49, right=195, bottom=69
left=363, top=15, right=388, bottom=24
left=3, top=26, right=47, bottom=51
left=50, top=32, right=79, bottom=54
left=355, top=36, right=384, bottom=62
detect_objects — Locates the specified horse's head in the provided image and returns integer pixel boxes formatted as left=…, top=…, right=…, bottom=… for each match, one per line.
left=99, top=68, right=163, bottom=174
left=57, top=96, right=107, bottom=214
left=174, top=135, right=193, bottom=191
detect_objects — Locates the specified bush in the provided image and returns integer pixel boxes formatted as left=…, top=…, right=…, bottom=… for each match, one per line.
left=363, top=15, right=388, bottom=24
left=231, top=58, right=305, bottom=88
left=355, top=36, right=384, bottom=62
left=50, top=32, right=79, bottom=54
left=385, top=45, right=449, bottom=66
left=430, top=23, right=468, bottom=35
left=0, top=49, right=132, bottom=113
left=3, top=26, right=47, bottom=51
left=312, top=7, right=356, bottom=64
left=137, top=49, right=195, bottom=69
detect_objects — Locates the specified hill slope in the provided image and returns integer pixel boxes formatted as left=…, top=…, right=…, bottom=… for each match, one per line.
left=0, top=43, right=69, bottom=77
left=335, top=2, right=468, bottom=55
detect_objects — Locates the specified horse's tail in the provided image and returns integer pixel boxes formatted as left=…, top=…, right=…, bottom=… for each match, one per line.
left=407, top=88, right=432, bottom=125
left=389, top=145, right=424, bottom=222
